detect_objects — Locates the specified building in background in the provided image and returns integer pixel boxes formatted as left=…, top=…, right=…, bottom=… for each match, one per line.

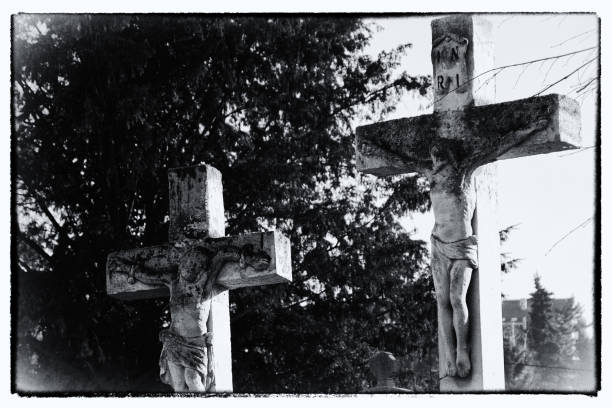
left=502, top=298, right=578, bottom=349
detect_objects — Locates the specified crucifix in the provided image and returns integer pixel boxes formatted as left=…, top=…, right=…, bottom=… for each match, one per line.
left=106, top=164, right=292, bottom=392
left=355, top=15, right=581, bottom=391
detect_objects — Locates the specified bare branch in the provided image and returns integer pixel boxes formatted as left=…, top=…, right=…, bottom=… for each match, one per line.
left=550, top=29, right=596, bottom=48
left=18, top=177, right=73, bottom=245
left=433, top=46, right=597, bottom=106
left=574, top=77, right=597, bottom=94
left=32, top=192, right=71, bottom=244
left=330, top=77, right=413, bottom=117
left=282, top=288, right=327, bottom=310
left=17, top=231, right=53, bottom=263
left=542, top=58, right=558, bottom=84
left=559, top=145, right=595, bottom=157
left=544, top=217, right=593, bottom=257
left=513, top=63, right=530, bottom=89
left=532, top=56, right=597, bottom=97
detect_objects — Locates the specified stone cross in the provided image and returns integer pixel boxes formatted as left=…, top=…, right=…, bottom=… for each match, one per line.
left=364, top=351, right=410, bottom=393
left=106, top=164, right=292, bottom=392
left=355, top=15, right=581, bottom=391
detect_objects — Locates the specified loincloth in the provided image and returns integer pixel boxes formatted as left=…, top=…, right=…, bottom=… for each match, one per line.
left=159, top=329, right=214, bottom=389
left=430, top=234, right=478, bottom=270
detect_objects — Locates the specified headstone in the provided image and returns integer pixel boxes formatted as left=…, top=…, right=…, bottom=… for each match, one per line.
left=364, top=351, right=411, bottom=393
left=355, top=15, right=581, bottom=392
left=106, top=164, right=292, bottom=392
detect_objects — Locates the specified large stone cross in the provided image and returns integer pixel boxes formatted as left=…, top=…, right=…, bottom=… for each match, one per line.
left=355, top=15, right=581, bottom=391
left=106, top=164, right=292, bottom=392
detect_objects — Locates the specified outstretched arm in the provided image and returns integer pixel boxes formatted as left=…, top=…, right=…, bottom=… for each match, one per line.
left=465, top=119, right=549, bottom=176
left=125, top=263, right=175, bottom=286
left=202, top=247, right=241, bottom=295
left=201, top=244, right=272, bottom=294
left=108, top=245, right=175, bottom=287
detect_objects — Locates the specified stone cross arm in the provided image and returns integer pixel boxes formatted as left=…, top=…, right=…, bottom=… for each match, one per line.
left=356, top=93, right=581, bottom=177
left=106, top=231, right=292, bottom=300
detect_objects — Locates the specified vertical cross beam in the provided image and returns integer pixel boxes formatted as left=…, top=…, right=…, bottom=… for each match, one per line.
left=107, top=163, right=293, bottom=392
left=356, top=14, right=580, bottom=393
left=432, top=15, right=504, bottom=391
left=168, top=164, right=232, bottom=392
left=168, top=165, right=225, bottom=242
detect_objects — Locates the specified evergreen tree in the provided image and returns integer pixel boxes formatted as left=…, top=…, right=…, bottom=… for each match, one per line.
left=13, top=15, right=434, bottom=393
left=503, top=276, right=592, bottom=391
left=528, top=276, right=558, bottom=367
left=499, top=224, right=521, bottom=276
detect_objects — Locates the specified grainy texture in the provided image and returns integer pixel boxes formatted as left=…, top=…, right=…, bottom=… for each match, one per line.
left=355, top=14, right=581, bottom=392
left=168, top=164, right=225, bottom=242
left=106, top=245, right=172, bottom=300
left=106, top=233, right=291, bottom=298
left=202, top=231, right=292, bottom=290
left=431, top=15, right=494, bottom=110
left=356, top=94, right=581, bottom=177
left=106, top=164, right=292, bottom=392
left=364, top=351, right=411, bottom=393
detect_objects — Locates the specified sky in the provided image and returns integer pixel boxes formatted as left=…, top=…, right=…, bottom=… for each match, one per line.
left=362, top=14, right=598, bottom=324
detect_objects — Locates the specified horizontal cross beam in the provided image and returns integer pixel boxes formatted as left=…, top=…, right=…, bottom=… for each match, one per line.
left=107, top=231, right=292, bottom=300
left=356, top=93, right=581, bottom=177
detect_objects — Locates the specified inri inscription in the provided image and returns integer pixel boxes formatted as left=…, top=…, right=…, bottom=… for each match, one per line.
left=432, top=34, right=469, bottom=100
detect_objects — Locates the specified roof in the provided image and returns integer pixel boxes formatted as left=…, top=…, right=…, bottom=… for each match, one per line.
left=502, top=298, right=573, bottom=320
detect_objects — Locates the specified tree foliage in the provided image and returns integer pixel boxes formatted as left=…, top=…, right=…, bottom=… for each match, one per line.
left=499, top=224, right=521, bottom=276
left=527, top=276, right=558, bottom=366
left=13, top=15, right=434, bottom=393
left=503, top=276, right=593, bottom=391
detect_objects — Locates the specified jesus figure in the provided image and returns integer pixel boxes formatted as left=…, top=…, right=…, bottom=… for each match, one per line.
left=119, top=243, right=271, bottom=391
left=424, top=120, right=547, bottom=379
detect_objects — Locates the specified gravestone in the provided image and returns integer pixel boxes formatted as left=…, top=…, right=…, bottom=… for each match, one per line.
left=355, top=15, right=581, bottom=391
left=364, top=351, right=411, bottom=393
left=106, top=164, right=292, bottom=392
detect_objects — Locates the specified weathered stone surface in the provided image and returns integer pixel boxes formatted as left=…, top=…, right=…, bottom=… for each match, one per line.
left=209, top=290, right=232, bottom=392
left=214, top=231, right=292, bottom=290
left=168, top=164, right=225, bottom=242
left=106, top=231, right=291, bottom=300
left=431, top=15, right=494, bottom=110
left=438, top=164, right=505, bottom=391
left=355, top=14, right=582, bottom=393
left=106, top=245, right=172, bottom=300
left=356, top=94, right=581, bottom=177
left=106, top=163, right=293, bottom=392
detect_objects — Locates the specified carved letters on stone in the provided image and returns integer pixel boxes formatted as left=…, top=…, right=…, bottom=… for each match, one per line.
left=432, top=34, right=469, bottom=99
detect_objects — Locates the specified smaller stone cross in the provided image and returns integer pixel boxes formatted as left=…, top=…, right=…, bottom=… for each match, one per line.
left=106, top=164, right=292, bottom=392
left=364, top=351, right=410, bottom=393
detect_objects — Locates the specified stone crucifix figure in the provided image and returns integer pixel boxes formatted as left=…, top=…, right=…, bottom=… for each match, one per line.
left=355, top=15, right=581, bottom=391
left=106, top=164, right=292, bottom=392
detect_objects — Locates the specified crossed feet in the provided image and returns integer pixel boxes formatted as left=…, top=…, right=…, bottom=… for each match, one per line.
left=442, top=347, right=471, bottom=378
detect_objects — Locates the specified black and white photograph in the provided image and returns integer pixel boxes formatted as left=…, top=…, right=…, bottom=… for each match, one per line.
left=8, top=4, right=603, bottom=399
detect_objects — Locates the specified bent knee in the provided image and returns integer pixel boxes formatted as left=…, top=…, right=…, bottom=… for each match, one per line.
left=449, top=291, right=466, bottom=309
left=435, top=292, right=452, bottom=309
